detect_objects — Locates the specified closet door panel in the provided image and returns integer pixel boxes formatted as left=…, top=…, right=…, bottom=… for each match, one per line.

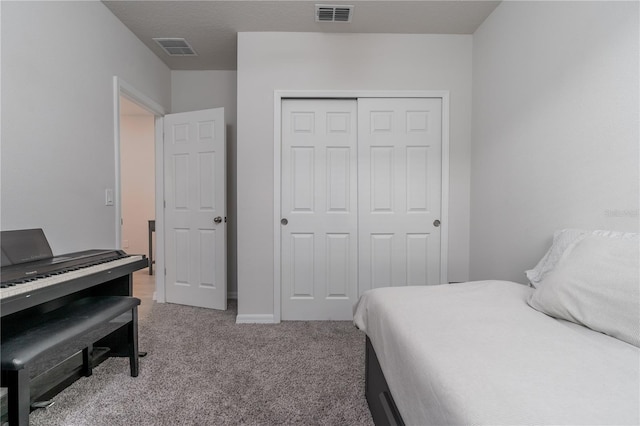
left=358, top=98, right=443, bottom=293
left=281, top=99, right=358, bottom=320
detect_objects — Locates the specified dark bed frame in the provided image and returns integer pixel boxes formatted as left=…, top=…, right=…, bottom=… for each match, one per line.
left=365, top=336, right=406, bottom=426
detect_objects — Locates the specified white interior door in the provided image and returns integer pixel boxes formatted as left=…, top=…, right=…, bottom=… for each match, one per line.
left=164, top=108, right=226, bottom=310
left=358, top=98, right=442, bottom=291
left=281, top=99, right=358, bottom=320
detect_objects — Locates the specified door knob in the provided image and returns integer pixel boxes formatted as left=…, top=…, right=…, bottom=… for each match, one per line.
left=214, top=216, right=222, bottom=224
left=433, top=219, right=441, bottom=227
left=281, top=218, right=288, bottom=225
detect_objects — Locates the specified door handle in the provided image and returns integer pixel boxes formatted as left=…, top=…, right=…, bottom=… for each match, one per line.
left=214, top=216, right=222, bottom=224
left=433, top=219, right=441, bottom=227
left=281, top=218, right=288, bottom=225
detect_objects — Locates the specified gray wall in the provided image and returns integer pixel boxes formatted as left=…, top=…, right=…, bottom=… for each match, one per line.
left=1, top=1, right=171, bottom=253
left=171, top=70, right=239, bottom=298
left=470, top=1, right=639, bottom=282
left=237, top=32, right=473, bottom=319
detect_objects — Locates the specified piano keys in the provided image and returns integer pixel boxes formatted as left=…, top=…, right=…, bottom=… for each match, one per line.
left=1, top=251, right=147, bottom=317
left=1, top=227, right=148, bottom=320
left=1, top=229, right=148, bottom=317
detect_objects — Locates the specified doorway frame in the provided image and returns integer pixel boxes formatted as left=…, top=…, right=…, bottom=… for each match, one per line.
left=113, top=76, right=167, bottom=302
left=273, top=90, right=450, bottom=323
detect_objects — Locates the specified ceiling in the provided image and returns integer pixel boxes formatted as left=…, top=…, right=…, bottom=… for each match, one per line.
left=103, top=0, right=501, bottom=70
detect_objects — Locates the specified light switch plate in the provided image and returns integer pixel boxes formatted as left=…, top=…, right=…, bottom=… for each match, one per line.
left=105, top=189, right=114, bottom=206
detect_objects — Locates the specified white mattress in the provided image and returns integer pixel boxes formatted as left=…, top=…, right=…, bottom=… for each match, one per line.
left=353, top=280, right=640, bottom=425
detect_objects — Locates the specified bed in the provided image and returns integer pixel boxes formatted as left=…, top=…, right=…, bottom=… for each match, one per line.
left=354, top=230, right=640, bottom=425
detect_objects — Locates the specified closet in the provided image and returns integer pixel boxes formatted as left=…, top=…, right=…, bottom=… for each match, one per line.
left=280, top=97, right=443, bottom=320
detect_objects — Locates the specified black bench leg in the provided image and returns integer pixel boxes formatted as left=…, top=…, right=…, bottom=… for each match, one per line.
left=4, top=368, right=30, bottom=425
left=128, top=306, right=140, bottom=377
left=82, top=345, right=93, bottom=377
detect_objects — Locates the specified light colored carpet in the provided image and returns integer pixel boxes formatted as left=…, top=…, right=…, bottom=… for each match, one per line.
left=30, top=301, right=374, bottom=426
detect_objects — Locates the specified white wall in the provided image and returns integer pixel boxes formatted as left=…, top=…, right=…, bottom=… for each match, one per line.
left=237, top=32, right=473, bottom=317
left=121, top=115, right=155, bottom=257
left=470, top=1, right=639, bottom=282
left=171, top=70, right=238, bottom=298
left=1, top=1, right=171, bottom=254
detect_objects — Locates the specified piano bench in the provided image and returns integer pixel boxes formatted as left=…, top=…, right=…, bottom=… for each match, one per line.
left=1, top=296, right=141, bottom=426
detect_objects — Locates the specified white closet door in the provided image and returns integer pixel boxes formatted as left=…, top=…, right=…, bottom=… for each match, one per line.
left=358, top=98, right=443, bottom=292
left=281, top=99, right=358, bottom=320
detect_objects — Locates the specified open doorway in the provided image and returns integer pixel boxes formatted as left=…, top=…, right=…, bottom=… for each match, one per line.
left=119, top=96, right=156, bottom=319
left=113, top=77, right=167, bottom=311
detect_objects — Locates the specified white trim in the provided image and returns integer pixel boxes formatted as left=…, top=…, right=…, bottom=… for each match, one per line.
left=113, top=76, right=167, bottom=302
left=274, top=90, right=450, bottom=99
left=154, top=116, right=166, bottom=303
left=273, top=94, right=283, bottom=323
left=273, top=90, right=451, bottom=321
left=440, top=94, right=450, bottom=285
left=116, top=78, right=166, bottom=116
left=235, top=314, right=277, bottom=324
left=112, top=79, right=122, bottom=249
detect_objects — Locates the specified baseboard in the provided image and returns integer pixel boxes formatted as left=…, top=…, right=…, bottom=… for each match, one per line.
left=235, top=314, right=277, bottom=324
left=151, top=292, right=235, bottom=303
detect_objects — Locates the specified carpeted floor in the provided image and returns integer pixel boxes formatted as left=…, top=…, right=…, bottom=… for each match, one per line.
left=29, top=301, right=374, bottom=426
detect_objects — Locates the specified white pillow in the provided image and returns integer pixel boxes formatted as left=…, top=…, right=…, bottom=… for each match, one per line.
left=527, top=234, right=640, bottom=347
left=526, top=229, right=638, bottom=287
left=525, top=229, right=588, bottom=287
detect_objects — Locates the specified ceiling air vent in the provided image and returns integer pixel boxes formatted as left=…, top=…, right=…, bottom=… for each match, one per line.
left=315, top=4, right=354, bottom=23
left=153, top=38, right=197, bottom=56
